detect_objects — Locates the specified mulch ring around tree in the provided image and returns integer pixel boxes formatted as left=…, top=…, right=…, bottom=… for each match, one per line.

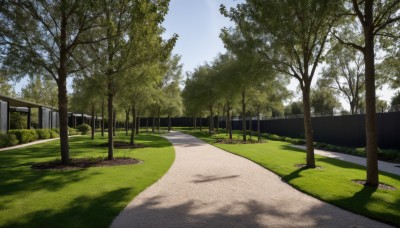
left=351, top=179, right=397, bottom=191
left=97, top=141, right=146, bottom=149
left=215, top=138, right=266, bottom=144
left=31, top=157, right=142, bottom=170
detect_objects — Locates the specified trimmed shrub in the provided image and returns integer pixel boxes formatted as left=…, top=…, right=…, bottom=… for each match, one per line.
left=379, top=149, right=400, bottom=162
left=53, top=128, right=60, bottom=134
left=0, top=132, right=19, bottom=147
left=76, top=124, right=91, bottom=135
left=354, top=147, right=366, bottom=157
left=50, top=130, right=59, bottom=138
left=68, top=127, right=80, bottom=135
left=8, top=129, right=38, bottom=144
left=35, top=129, right=51, bottom=139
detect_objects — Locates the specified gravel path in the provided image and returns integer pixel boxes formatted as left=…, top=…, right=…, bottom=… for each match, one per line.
left=111, top=131, right=391, bottom=228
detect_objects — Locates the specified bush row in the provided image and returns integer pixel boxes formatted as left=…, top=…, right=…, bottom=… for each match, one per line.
left=264, top=133, right=306, bottom=145
left=264, top=133, right=400, bottom=163
left=0, top=125, right=92, bottom=148
left=0, top=129, right=58, bottom=147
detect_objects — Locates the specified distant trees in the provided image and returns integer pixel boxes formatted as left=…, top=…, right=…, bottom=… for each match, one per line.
left=21, top=75, right=58, bottom=108
left=311, top=86, right=341, bottom=115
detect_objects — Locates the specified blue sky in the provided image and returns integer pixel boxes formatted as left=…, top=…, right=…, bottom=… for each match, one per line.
left=162, top=0, right=395, bottom=108
left=162, top=0, right=243, bottom=74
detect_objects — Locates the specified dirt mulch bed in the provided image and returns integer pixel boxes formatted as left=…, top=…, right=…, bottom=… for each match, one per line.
left=97, top=141, right=146, bottom=149
left=31, top=157, right=142, bottom=170
left=351, top=179, right=397, bottom=191
left=215, top=138, right=265, bottom=144
left=294, top=164, right=324, bottom=169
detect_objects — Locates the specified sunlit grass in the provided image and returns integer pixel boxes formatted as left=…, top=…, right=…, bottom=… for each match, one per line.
left=0, top=132, right=175, bottom=228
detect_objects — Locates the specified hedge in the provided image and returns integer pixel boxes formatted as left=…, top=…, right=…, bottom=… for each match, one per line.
left=76, top=124, right=91, bottom=135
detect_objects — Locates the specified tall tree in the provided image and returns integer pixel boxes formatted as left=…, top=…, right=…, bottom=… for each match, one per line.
left=333, top=0, right=400, bottom=186
left=162, top=55, right=184, bottom=131
left=321, top=45, right=365, bottom=114
left=99, top=0, right=176, bottom=159
left=222, top=0, right=340, bottom=167
left=1, top=1, right=102, bottom=164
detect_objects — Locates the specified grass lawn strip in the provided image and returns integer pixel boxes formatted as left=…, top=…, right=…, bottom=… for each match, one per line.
left=186, top=130, right=400, bottom=227
left=0, top=132, right=175, bottom=228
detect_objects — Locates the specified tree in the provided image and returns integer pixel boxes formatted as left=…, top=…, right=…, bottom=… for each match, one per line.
left=20, top=75, right=58, bottom=107
left=289, top=101, right=304, bottom=115
left=211, top=53, right=240, bottom=139
left=1, top=1, right=102, bottom=164
left=321, top=45, right=365, bottom=114
left=333, top=0, right=400, bottom=186
left=222, top=0, right=340, bottom=167
left=390, top=91, right=400, bottom=111
left=0, top=73, right=16, bottom=96
left=99, top=0, right=176, bottom=159
left=162, top=55, right=184, bottom=131
left=220, top=27, right=270, bottom=142
left=70, top=72, right=105, bottom=140
left=311, top=86, right=341, bottom=115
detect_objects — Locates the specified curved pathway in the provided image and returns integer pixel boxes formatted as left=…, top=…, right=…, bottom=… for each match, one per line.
left=111, top=131, right=391, bottom=228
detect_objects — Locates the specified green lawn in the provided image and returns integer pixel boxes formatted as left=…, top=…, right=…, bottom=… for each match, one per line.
left=186, top=130, right=400, bottom=226
left=0, top=132, right=175, bottom=228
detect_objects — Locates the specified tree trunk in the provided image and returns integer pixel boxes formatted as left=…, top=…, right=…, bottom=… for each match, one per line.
left=57, top=71, right=70, bottom=164
left=216, top=112, right=219, bottom=133
left=227, top=103, right=232, bottom=140
left=167, top=114, right=171, bottom=132
left=101, top=98, right=105, bottom=137
left=249, top=113, right=252, bottom=140
left=136, top=110, right=140, bottom=135
left=113, top=110, right=116, bottom=136
left=363, top=0, right=379, bottom=186
left=209, top=105, right=214, bottom=135
left=302, top=85, right=315, bottom=168
left=193, top=116, right=197, bottom=130
left=241, top=90, right=246, bottom=142
left=130, top=107, right=136, bottom=145
left=200, top=118, right=202, bottom=131
left=157, top=107, right=160, bottom=132
left=152, top=116, right=155, bottom=133
left=257, top=111, right=261, bottom=142
left=91, top=104, right=95, bottom=140
left=146, top=117, right=149, bottom=132
left=125, top=109, right=130, bottom=136
left=57, top=7, right=70, bottom=165
left=107, top=93, right=114, bottom=160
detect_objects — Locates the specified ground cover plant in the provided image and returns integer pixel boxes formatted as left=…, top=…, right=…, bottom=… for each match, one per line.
left=0, top=132, right=175, bottom=228
left=185, top=130, right=400, bottom=226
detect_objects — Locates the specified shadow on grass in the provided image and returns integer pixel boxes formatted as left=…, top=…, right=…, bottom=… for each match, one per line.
left=328, top=186, right=398, bottom=226
left=282, top=167, right=308, bottom=182
left=2, top=188, right=132, bottom=228
left=280, top=144, right=308, bottom=153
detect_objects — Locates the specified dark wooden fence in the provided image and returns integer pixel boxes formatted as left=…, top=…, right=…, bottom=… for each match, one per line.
left=222, top=112, right=400, bottom=150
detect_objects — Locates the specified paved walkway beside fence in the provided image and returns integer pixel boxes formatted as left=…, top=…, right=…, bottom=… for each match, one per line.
left=291, top=145, right=400, bottom=176
left=111, top=131, right=391, bottom=228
